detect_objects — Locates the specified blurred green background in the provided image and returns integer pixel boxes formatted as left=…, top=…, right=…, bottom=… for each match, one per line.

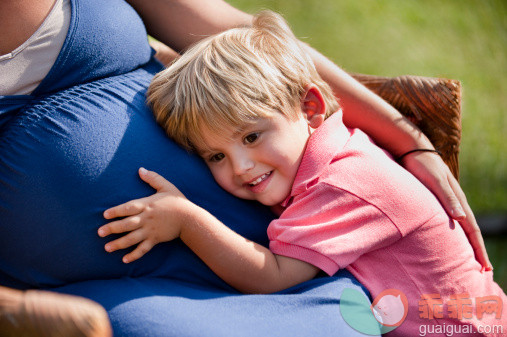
left=227, top=0, right=506, bottom=287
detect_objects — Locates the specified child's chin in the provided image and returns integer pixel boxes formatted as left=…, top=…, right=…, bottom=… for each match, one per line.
left=258, top=196, right=285, bottom=207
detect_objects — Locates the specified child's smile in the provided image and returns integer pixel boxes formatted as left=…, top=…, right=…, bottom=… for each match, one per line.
left=196, top=113, right=312, bottom=206
left=244, top=170, right=273, bottom=193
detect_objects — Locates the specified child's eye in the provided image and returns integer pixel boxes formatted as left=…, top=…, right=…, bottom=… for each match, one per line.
left=209, top=153, right=225, bottom=162
left=244, top=132, right=259, bottom=144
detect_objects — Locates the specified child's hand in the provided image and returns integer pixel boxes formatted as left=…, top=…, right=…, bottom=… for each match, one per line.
left=98, top=168, right=191, bottom=263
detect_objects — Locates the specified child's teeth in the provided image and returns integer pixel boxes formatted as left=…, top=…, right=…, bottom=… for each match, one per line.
left=250, top=173, right=269, bottom=186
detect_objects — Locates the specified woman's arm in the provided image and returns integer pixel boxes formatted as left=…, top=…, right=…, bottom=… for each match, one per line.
left=299, top=45, right=490, bottom=270
left=303, top=45, right=491, bottom=270
left=305, top=45, right=432, bottom=156
left=126, top=0, right=252, bottom=52
left=126, top=0, right=491, bottom=270
left=127, top=0, right=426, bottom=154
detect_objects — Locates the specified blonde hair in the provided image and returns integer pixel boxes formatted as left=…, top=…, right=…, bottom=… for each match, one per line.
left=147, top=10, right=340, bottom=152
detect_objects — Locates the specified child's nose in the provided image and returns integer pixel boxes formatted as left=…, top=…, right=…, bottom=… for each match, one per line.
left=232, top=155, right=254, bottom=176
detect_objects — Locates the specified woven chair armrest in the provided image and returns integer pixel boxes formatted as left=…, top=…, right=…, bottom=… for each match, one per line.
left=352, top=73, right=462, bottom=179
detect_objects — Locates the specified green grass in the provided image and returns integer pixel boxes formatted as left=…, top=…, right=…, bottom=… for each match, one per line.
left=228, top=0, right=506, bottom=287
left=228, top=0, right=506, bottom=213
left=485, top=237, right=507, bottom=289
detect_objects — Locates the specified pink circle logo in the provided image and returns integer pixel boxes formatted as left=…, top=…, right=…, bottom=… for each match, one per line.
left=370, top=289, right=409, bottom=327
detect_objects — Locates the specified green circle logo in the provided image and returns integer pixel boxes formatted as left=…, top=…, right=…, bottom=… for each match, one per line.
left=340, top=288, right=408, bottom=335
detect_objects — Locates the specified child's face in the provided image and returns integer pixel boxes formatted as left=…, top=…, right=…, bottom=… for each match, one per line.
left=196, top=113, right=312, bottom=206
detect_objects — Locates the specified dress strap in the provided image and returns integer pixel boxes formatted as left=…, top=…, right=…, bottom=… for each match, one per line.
left=33, top=0, right=153, bottom=96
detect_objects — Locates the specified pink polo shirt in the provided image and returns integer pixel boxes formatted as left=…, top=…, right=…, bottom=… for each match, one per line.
left=268, top=111, right=506, bottom=336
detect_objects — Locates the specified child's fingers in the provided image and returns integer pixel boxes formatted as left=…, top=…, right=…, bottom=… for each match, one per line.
left=104, top=200, right=145, bottom=219
left=138, top=167, right=175, bottom=192
left=122, top=240, right=156, bottom=264
left=98, top=216, right=142, bottom=237
left=103, top=230, right=144, bottom=253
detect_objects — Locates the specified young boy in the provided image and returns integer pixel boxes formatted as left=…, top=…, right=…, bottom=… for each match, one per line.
left=98, top=11, right=505, bottom=336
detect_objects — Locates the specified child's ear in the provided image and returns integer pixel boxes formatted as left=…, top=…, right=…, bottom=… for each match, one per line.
left=301, top=85, right=326, bottom=129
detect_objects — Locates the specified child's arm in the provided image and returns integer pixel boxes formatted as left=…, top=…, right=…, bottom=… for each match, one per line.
left=98, top=168, right=319, bottom=294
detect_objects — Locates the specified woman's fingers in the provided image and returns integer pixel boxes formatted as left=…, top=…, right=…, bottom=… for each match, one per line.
left=433, top=172, right=466, bottom=221
left=429, top=169, right=491, bottom=270
left=404, top=151, right=465, bottom=219
left=457, top=216, right=492, bottom=271
left=449, top=176, right=492, bottom=270
left=425, top=166, right=492, bottom=270
left=401, top=152, right=492, bottom=270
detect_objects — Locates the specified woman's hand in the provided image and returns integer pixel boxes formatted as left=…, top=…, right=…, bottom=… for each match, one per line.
left=98, top=168, right=191, bottom=263
left=400, top=151, right=492, bottom=271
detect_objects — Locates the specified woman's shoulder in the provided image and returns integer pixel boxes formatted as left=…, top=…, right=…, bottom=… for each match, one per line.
left=33, top=0, right=154, bottom=96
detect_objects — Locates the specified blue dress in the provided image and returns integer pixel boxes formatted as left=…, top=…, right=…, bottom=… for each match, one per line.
left=0, top=0, right=375, bottom=335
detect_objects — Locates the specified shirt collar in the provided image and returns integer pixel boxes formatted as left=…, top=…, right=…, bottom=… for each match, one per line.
left=281, top=110, right=350, bottom=207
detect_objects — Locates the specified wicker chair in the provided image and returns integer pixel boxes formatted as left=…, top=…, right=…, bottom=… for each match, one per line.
left=352, top=73, right=461, bottom=179
left=0, top=73, right=462, bottom=336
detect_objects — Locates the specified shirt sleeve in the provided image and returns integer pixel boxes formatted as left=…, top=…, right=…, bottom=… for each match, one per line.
left=267, top=182, right=402, bottom=276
